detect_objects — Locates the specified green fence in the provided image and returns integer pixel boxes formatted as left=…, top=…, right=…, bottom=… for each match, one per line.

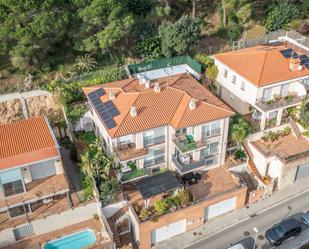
left=128, top=55, right=202, bottom=74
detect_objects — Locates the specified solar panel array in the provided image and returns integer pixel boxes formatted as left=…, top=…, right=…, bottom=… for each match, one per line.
left=279, top=49, right=309, bottom=69
left=279, top=48, right=299, bottom=59
left=88, top=88, right=119, bottom=129
left=300, top=55, right=309, bottom=69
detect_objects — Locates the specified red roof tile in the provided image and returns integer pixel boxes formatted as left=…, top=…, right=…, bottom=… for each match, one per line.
left=0, top=117, right=59, bottom=170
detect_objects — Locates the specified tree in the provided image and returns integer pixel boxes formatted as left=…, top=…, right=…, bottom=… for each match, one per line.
left=231, top=115, right=252, bottom=148
left=158, top=15, right=202, bottom=58
left=99, top=178, right=120, bottom=202
left=80, top=138, right=115, bottom=182
left=195, top=54, right=218, bottom=81
left=72, top=0, right=134, bottom=57
left=299, top=101, right=309, bottom=129
left=74, top=54, right=97, bottom=73
left=0, top=0, right=70, bottom=71
left=266, top=1, right=299, bottom=32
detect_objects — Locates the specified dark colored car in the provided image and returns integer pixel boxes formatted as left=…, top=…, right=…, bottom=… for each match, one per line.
left=265, top=218, right=302, bottom=246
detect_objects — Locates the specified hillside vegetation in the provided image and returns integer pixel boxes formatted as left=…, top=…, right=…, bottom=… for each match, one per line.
left=0, top=0, right=308, bottom=93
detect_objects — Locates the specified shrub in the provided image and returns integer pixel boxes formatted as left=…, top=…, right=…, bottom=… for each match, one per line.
left=139, top=208, right=149, bottom=220
left=154, top=199, right=168, bottom=214
left=99, top=178, right=120, bottom=203
left=234, top=149, right=246, bottom=160
left=178, top=189, right=192, bottom=207
left=127, top=161, right=137, bottom=170
left=282, top=127, right=291, bottom=136
left=67, top=105, right=88, bottom=123
left=81, top=174, right=94, bottom=201
left=171, top=195, right=181, bottom=207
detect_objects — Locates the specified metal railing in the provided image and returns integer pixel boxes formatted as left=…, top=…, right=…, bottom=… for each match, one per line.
left=255, top=95, right=304, bottom=112
left=128, top=55, right=202, bottom=74
left=143, top=135, right=165, bottom=147
left=172, top=155, right=218, bottom=174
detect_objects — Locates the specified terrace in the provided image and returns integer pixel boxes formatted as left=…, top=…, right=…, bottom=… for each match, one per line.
left=172, top=134, right=207, bottom=153
left=1, top=218, right=110, bottom=249
left=172, top=154, right=219, bottom=174
left=251, top=131, right=309, bottom=164
left=0, top=174, right=69, bottom=209
left=114, top=143, right=148, bottom=162
left=255, top=94, right=303, bottom=112
left=124, top=168, right=242, bottom=222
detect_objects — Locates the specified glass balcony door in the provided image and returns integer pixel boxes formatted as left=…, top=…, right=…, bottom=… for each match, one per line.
left=0, top=169, right=25, bottom=197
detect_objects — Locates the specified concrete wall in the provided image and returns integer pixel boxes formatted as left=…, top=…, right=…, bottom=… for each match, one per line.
left=102, top=201, right=127, bottom=219
left=133, top=187, right=247, bottom=249
left=0, top=202, right=100, bottom=248
left=278, top=166, right=298, bottom=190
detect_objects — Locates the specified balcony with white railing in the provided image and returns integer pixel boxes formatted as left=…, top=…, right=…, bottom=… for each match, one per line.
left=172, top=134, right=208, bottom=154
left=114, top=143, right=148, bottom=162
left=172, top=154, right=219, bottom=174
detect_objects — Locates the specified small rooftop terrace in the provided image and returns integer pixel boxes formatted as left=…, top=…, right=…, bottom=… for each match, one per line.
left=251, top=132, right=309, bottom=163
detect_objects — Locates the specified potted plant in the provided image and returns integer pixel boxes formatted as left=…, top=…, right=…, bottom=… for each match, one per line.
left=127, top=161, right=137, bottom=171
left=139, top=208, right=149, bottom=221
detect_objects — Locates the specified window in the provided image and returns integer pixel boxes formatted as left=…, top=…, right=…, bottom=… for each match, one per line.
left=0, top=169, right=24, bottom=197
left=118, top=135, right=132, bottom=145
left=8, top=204, right=29, bottom=218
left=144, top=147, right=165, bottom=167
left=232, top=75, right=236, bottom=84
left=143, top=127, right=165, bottom=147
left=200, top=142, right=219, bottom=159
left=301, top=77, right=309, bottom=88
left=224, top=69, right=228, bottom=78
left=280, top=84, right=290, bottom=97
left=241, top=81, right=246, bottom=91
left=262, top=88, right=272, bottom=101
left=202, top=121, right=221, bottom=138
left=229, top=92, right=236, bottom=101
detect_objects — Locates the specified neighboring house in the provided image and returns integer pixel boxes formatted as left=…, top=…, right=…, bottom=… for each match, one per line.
left=244, top=123, right=309, bottom=190
left=213, top=36, right=309, bottom=131
left=83, top=73, right=235, bottom=182
left=0, top=117, right=109, bottom=248
left=83, top=72, right=248, bottom=248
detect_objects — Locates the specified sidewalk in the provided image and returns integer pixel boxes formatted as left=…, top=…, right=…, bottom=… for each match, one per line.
left=154, top=178, right=309, bottom=249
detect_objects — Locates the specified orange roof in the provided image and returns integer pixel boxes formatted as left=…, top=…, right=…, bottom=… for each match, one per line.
left=214, top=43, right=309, bottom=87
left=83, top=73, right=234, bottom=138
left=0, top=117, right=59, bottom=170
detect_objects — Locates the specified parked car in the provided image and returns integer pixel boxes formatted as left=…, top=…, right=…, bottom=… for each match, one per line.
left=265, top=218, right=302, bottom=246
left=302, top=211, right=309, bottom=225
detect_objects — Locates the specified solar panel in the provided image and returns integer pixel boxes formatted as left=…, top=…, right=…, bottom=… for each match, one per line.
left=104, top=119, right=116, bottom=129
left=300, top=55, right=309, bottom=64
left=109, top=109, right=119, bottom=116
left=88, top=91, right=97, bottom=99
left=279, top=48, right=298, bottom=59
left=95, top=88, right=105, bottom=97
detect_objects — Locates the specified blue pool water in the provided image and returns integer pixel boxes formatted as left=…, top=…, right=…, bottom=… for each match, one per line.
left=44, top=229, right=96, bottom=249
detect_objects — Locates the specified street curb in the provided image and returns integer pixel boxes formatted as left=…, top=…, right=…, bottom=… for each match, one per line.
left=183, top=188, right=309, bottom=249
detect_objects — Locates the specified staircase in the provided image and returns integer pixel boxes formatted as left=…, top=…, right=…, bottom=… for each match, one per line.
left=289, top=117, right=301, bottom=139
left=107, top=206, right=129, bottom=249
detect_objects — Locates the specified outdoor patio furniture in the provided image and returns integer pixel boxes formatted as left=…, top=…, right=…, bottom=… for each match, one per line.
left=186, top=134, right=195, bottom=143
left=194, top=172, right=202, bottom=180
left=182, top=172, right=195, bottom=183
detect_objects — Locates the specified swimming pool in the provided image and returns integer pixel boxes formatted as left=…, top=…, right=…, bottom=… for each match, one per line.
left=44, top=229, right=96, bottom=249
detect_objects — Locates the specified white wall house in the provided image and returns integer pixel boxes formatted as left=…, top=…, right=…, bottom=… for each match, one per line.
left=83, top=73, right=234, bottom=183
left=213, top=35, right=309, bottom=131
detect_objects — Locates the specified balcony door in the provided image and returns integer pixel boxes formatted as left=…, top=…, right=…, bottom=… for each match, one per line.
left=262, top=88, right=272, bottom=101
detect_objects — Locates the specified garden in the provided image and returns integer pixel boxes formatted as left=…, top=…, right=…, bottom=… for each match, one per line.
left=134, top=189, right=193, bottom=222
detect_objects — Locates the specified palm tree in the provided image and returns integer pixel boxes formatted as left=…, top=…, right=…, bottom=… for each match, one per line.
left=231, top=117, right=252, bottom=149
left=74, top=54, right=97, bottom=73
left=80, top=138, right=116, bottom=182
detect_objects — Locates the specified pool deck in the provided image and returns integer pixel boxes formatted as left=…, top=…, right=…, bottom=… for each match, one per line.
left=1, top=218, right=112, bottom=249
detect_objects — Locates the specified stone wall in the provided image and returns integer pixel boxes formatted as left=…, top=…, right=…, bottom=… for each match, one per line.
left=0, top=91, right=62, bottom=124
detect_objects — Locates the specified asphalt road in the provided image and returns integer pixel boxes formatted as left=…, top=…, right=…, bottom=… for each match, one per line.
left=185, top=191, right=309, bottom=249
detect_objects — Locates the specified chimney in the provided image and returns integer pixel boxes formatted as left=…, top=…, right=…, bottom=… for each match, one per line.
left=189, top=99, right=196, bottom=110
left=109, top=91, right=115, bottom=100
left=289, top=58, right=303, bottom=71
left=145, top=81, right=150, bottom=89
left=154, top=83, right=161, bottom=93
left=130, top=106, right=137, bottom=117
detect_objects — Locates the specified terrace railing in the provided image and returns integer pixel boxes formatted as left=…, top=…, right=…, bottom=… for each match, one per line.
left=172, top=155, right=218, bottom=174
left=128, top=55, right=202, bottom=74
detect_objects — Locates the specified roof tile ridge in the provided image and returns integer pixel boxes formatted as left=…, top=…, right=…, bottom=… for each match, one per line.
left=257, top=50, right=268, bottom=85
left=112, top=93, right=140, bottom=138
left=170, top=92, right=189, bottom=127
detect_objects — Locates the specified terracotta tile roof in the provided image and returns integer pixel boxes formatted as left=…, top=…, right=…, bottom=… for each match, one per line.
left=214, top=43, right=309, bottom=87
left=0, top=117, right=59, bottom=170
left=83, top=73, right=234, bottom=138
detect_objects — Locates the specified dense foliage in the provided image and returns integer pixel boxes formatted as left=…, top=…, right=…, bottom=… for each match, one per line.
left=230, top=114, right=252, bottom=148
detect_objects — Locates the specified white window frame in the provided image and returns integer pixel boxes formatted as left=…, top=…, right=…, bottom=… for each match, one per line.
left=232, top=75, right=236, bottom=84
left=241, top=81, right=246, bottom=91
